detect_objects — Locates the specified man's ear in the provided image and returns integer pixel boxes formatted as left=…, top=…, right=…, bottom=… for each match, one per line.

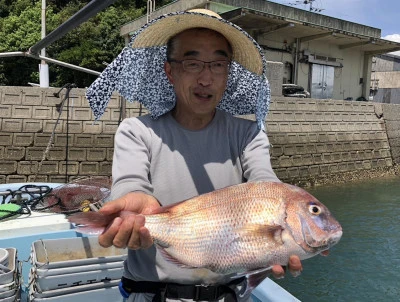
left=164, top=61, right=174, bottom=84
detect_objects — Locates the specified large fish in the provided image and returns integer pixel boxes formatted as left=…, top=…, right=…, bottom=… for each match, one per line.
left=68, top=181, right=342, bottom=276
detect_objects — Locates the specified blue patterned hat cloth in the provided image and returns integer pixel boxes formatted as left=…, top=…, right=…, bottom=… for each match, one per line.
left=86, top=9, right=271, bottom=130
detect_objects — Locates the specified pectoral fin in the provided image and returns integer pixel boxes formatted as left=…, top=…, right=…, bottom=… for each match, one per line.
left=155, top=243, right=195, bottom=269
left=237, top=224, right=284, bottom=245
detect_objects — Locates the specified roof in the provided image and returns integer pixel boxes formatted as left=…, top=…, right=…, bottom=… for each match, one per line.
left=120, top=0, right=400, bottom=56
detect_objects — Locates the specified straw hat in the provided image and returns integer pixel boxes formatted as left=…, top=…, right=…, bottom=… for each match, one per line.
left=86, top=9, right=270, bottom=130
left=131, top=9, right=264, bottom=76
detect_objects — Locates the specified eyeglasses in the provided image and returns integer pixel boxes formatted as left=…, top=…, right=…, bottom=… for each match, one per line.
left=168, top=59, right=230, bottom=74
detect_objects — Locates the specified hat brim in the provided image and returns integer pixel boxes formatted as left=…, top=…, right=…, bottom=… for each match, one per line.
left=130, top=11, right=264, bottom=76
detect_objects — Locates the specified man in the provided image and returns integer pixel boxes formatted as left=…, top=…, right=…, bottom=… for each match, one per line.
left=86, top=9, right=302, bottom=302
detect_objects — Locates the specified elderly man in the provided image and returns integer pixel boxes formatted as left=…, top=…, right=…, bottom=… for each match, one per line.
left=86, top=9, right=302, bottom=302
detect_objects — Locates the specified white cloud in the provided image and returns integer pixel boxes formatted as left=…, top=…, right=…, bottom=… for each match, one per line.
left=383, top=34, right=400, bottom=57
left=384, top=34, right=400, bottom=42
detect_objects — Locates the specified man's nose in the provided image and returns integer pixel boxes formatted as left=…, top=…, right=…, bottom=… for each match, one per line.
left=197, top=64, right=213, bottom=86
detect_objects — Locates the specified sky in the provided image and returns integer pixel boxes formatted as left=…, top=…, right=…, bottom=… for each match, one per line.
left=268, top=0, right=400, bottom=55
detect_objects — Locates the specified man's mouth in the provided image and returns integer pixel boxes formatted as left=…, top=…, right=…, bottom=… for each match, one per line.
left=195, top=93, right=212, bottom=99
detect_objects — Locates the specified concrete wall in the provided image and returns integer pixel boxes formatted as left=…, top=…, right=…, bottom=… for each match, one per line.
left=0, top=86, right=398, bottom=185
left=373, top=71, right=400, bottom=89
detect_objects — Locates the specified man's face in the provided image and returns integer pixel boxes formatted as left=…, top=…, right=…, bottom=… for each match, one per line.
left=164, top=29, right=231, bottom=119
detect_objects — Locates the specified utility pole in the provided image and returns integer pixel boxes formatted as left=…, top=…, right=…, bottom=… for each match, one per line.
left=39, top=0, right=49, bottom=87
left=147, top=0, right=156, bottom=23
left=306, top=0, right=314, bottom=12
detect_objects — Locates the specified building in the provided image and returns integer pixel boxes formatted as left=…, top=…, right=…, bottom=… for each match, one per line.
left=120, top=0, right=400, bottom=102
left=370, top=53, right=400, bottom=104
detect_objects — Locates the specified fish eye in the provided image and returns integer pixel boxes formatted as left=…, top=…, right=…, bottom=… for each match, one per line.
left=309, top=204, right=322, bottom=215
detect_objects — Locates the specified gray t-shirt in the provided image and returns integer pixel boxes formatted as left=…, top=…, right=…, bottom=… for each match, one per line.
left=111, top=109, right=279, bottom=301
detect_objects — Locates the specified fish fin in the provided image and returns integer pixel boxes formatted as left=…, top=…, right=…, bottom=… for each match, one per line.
left=229, top=267, right=272, bottom=281
left=68, top=212, right=115, bottom=227
left=238, top=224, right=284, bottom=245
left=155, top=239, right=169, bottom=249
left=74, top=226, right=104, bottom=236
left=156, top=244, right=195, bottom=269
left=227, top=267, right=272, bottom=298
left=246, top=269, right=272, bottom=290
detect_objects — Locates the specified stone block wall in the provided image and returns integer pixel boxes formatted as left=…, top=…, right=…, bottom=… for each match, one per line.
left=381, top=103, right=400, bottom=164
left=266, top=97, right=393, bottom=183
left=0, top=86, right=398, bottom=185
left=0, top=87, right=147, bottom=184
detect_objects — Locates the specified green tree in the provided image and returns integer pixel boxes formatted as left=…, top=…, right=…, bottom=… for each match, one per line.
left=0, top=1, right=61, bottom=85
left=47, top=2, right=143, bottom=87
left=0, top=0, right=173, bottom=87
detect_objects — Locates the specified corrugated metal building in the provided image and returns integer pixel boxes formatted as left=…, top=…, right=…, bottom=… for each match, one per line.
left=120, top=0, right=400, bottom=102
left=371, top=54, right=400, bottom=104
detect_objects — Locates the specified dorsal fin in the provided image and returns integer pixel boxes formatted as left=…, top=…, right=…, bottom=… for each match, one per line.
left=151, top=182, right=268, bottom=218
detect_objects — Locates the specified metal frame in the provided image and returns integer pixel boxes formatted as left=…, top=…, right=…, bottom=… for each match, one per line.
left=0, top=0, right=118, bottom=75
left=0, top=51, right=100, bottom=75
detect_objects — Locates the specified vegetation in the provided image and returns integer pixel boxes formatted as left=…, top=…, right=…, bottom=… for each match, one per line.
left=0, top=0, right=171, bottom=87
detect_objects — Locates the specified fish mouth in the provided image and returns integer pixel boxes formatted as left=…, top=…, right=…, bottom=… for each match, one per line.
left=300, top=216, right=342, bottom=251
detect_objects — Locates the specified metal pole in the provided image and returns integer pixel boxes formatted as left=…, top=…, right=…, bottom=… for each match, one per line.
left=29, top=0, right=118, bottom=55
left=40, top=0, right=49, bottom=87
left=41, top=0, right=46, bottom=59
left=294, top=38, right=300, bottom=84
left=147, top=0, right=156, bottom=23
left=0, top=51, right=100, bottom=75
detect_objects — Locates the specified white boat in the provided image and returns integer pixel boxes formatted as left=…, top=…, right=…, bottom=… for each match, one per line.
left=0, top=182, right=300, bottom=302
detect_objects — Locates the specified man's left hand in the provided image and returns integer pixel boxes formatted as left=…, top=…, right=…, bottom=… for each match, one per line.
left=271, top=255, right=303, bottom=279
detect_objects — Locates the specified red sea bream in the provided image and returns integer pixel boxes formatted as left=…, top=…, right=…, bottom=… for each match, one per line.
left=68, top=181, right=343, bottom=275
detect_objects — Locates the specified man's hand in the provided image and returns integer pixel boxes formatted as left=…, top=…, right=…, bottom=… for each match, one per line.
left=271, top=255, right=303, bottom=279
left=98, top=192, right=160, bottom=250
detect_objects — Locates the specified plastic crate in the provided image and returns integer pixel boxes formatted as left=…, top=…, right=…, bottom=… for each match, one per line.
left=0, top=288, right=17, bottom=300
left=30, top=266, right=123, bottom=291
left=29, top=286, right=121, bottom=302
left=0, top=281, right=15, bottom=293
left=0, top=249, right=8, bottom=267
left=0, top=248, right=16, bottom=285
left=31, top=237, right=127, bottom=269
left=29, top=279, right=121, bottom=301
left=0, top=293, right=19, bottom=302
left=35, top=260, right=124, bottom=277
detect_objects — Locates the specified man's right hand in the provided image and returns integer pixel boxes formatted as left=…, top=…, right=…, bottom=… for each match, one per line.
left=98, top=192, right=160, bottom=250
